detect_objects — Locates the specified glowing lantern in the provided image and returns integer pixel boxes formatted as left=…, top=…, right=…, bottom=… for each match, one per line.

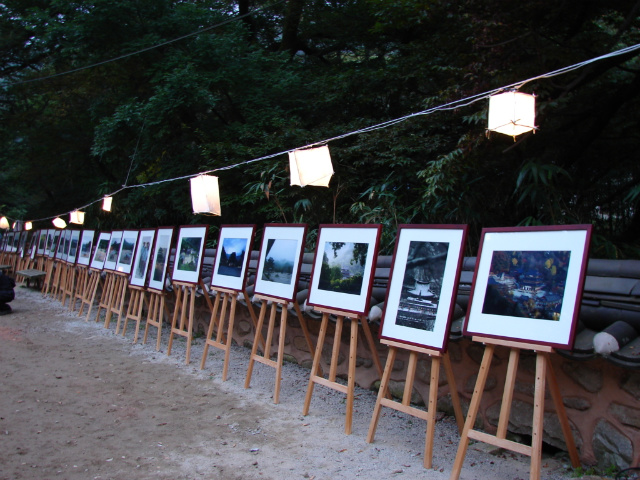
left=488, top=91, right=536, bottom=138
left=69, top=210, right=85, bottom=225
left=289, top=145, right=334, bottom=187
left=25, top=222, right=33, bottom=231
left=52, top=217, right=67, bottom=229
left=190, top=174, right=221, bottom=216
left=102, top=196, right=113, bottom=212
left=0, top=217, right=9, bottom=229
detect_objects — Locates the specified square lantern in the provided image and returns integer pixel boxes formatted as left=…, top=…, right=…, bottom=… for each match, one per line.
left=102, top=196, right=113, bottom=212
left=190, top=174, right=221, bottom=216
left=25, top=222, right=33, bottom=231
left=289, top=145, right=334, bottom=187
left=52, top=217, right=67, bottom=229
left=0, top=217, right=9, bottom=229
left=70, top=210, right=85, bottom=225
left=488, top=91, right=536, bottom=138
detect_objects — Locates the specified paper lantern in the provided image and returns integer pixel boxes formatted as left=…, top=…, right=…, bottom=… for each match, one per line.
left=289, top=145, right=334, bottom=187
left=0, top=217, right=9, bottom=229
left=190, top=174, right=221, bottom=216
left=25, top=222, right=33, bottom=231
left=488, top=91, right=536, bottom=138
left=102, top=196, right=113, bottom=212
left=52, top=217, right=67, bottom=229
left=69, top=210, right=85, bottom=225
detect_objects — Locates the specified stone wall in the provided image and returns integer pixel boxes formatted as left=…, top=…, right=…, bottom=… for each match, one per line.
left=173, top=292, right=640, bottom=470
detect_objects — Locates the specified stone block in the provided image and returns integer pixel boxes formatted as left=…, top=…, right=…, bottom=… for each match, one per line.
left=356, top=356, right=373, bottom=368
left=609, top=403, right=640, bottom=429
left=447, top=342, right=462, bottom=362
left=463, top=373, right=497, bottom=394
left=562, top=396, right=591, bottom=411
left=466, top=343, right=501, bottom=366
left=292, top=335, right=311, bottom=352
left=237, top=319, right=252, bottom=336
left=620, top=371, right=640, bottom=399
left=592, top=419, right=633, bottom=470
left=561, top=362, right=603, bottom=393
left=416, top=359, right=447, bottom=386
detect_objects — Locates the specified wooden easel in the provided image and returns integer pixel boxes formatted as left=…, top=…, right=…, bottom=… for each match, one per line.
left=302, top=306, right=384, bottom=434
left=245, top=295, right=318, bottom=403
left=166, top=281, right=199, bottom=364
left=367, top=340, right=464, bottom=469
left=60, top=263, right=77, bottom=307
left=81, top=268, right=103, bottom=320
left=200, top=287, right=240, bottom=382
left=107, top=272, right=129, bottom=332
left=42, top=258, right=55, bottom=295
left=70, top=265, right=89, bottom=312
left=143, top=290, right=168, bottom=351
left=449, top=337, right=581, bottom=480
left=93, top=271, right=119, bottom=325
left=120, top=285, right=147, bottom=343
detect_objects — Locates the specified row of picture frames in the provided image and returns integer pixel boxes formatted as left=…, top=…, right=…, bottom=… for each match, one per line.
left=2, top=223, right=592, bottom=351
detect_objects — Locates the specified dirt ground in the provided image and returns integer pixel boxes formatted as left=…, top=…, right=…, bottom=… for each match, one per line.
left=0, top=286, right=591, bottom=480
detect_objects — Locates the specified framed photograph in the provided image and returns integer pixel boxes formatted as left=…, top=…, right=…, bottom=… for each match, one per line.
left=44, top=229, right=56, bottom=256
left=253, top=224, right=306, bottom=302
left=171, top=225, right=207, bottom=285
left=115, top=230, right=139, bottom=274
left=130, top=228, right=156, bottom=287
left=36, top=230, right=47, bottom=255
left=103, top=230, right=123, bottom=271
left=379, top=225, right=468, bottom=352
left=148, top=227, right=174, bottom=292
left=56, top=229, right=71, bottom=262
left=17, top=232, right=29, bottom=257
left=76, top=230, right=96, bottom=267
left=90, top=232, right=111, bottom=270
left=307, top=224, right=382, bottom=316
left=48, top=230, right=62, bottom=258
left=67, top=230, right=81, bottom=265
left=210, top=225, right=256, bottom=292
left=463, top=225, right=593, bottom=350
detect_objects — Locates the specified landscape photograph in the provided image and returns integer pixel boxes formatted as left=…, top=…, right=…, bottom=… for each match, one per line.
left=482, top=250, right=571, bottom=321
left=94, top=238, right=109, bottom=263
left=318, top=241, right=368, bottom=295
left=177, top=236, right=202, bottom=272
left=216, top=238, right=248, bottom=278
left=261, top=238, right=297, bottom=285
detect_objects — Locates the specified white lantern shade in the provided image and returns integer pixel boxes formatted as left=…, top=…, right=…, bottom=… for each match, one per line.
left=0, top=217, right=9, bottom=229
left=289, top=145, right=334, bottom=187
left=69, top=210, right=85, bottom=225
left=190, top=175, right=221, bottom=216
left=25, top=222, right=33, bottom=231
left=52, top=217, right=67, bottom=229
left=102, top=196, right=113, bottom=212
left=488, top=91, right=536, bottom=138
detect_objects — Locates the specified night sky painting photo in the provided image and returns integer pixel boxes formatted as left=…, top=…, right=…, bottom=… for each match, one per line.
left=217, top=238, right=248, bottom=278
left=396, top=241, right=448, bottom=332
left=482, top=250, right=571, bottom=321
left=261, top=238, right=297, bottom=285
left=318, top=241, right=368, bottom=295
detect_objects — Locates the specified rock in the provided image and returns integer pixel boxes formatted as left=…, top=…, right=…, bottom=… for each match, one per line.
left=236, top=319, right=252, bottom=336
left=464, top=373, right=497, bottom=394
left=561, top=362, right=603, bottom=393
left=592, top=419, right=633, bottom=470
left=562, top=396, right=591, bottom=411
left=355, top=356, right=373, bottom=368
left=620, top=371, right=640, bottom=398
left=293, top=336, right=311, bottom=352
left=609, top=403, right=640, bottom=429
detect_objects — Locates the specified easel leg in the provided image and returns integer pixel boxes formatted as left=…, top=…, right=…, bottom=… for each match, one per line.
left=167, top=287, right=183, bottom=356
left=273, top=305, right=287, bottom=404
left=424, top=355, right=441, bottom=469
left=200, top=292, right=222, bottom=370
left=449, top=344, right=495, bottom=480
left=366, top=346, right=397, bottom=443
left=303, top=312, right=329, bottom=416
left=530, top=352, right=547, bottom=480
left=545, top=353, right=580, bottom=468
left=185, top=287, right=195, bottom=365
left=497, top=348, right=520, bottom=439
left=245, top=300, right=268, bottom=389
left=345, top=317, right=358, bottom=435
left=442, top=353, right=465, bottom=434
left=221, top=294, right=237, bottom=382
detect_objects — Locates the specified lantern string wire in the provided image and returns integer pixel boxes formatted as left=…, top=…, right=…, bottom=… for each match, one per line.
left=8, top=42, right=640, bottom=225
